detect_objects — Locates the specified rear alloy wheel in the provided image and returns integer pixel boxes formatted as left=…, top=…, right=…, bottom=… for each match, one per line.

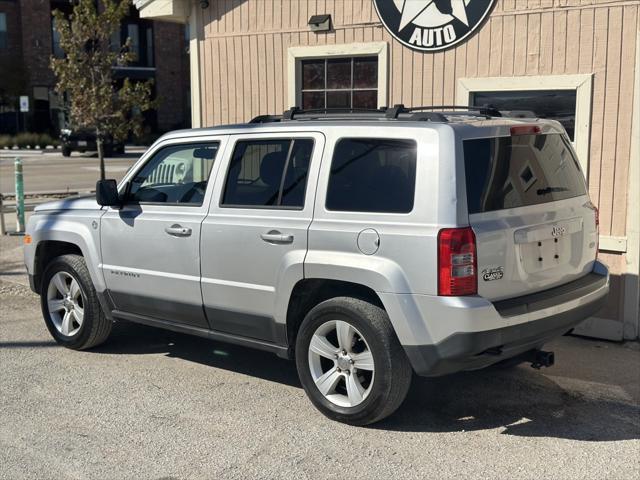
left=40, top=254, right=112, bottom=350
left=296, top=297, right=412, bottom=425
left=308, top=320, right=375, bottom=408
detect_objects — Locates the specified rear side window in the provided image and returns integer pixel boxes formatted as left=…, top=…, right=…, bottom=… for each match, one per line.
left=326, top=138, right=417, bottom=213
left=464, top=134, right=587, bottom=214
left=222, top=138, right=314, bottom=208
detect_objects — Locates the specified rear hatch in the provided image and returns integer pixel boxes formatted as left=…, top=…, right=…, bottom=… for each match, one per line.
left=463, top=126, right=598, bottom=301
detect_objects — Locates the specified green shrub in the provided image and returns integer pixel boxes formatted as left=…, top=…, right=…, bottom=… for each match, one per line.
left=14, top=132, right=39, bottom=148
left=0, top=135, right=12, bottom=149
left=37, top=133, right=53, bottom=148
left=0, top=132, right=59, bottom=149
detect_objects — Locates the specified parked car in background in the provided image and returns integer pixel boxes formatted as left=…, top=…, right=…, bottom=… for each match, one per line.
left=26, top=106, right=609, bottom=425
left=59, top=128, right=125, bottom=157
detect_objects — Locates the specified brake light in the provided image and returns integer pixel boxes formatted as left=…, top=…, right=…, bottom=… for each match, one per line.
left=510, top=125, right=541, bottom=136
left=438, top=227, right=477, bottom=296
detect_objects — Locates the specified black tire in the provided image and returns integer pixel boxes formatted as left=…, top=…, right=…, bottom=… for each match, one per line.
left=103, top=146, right=114, bottom=157
left=61, top=146, right=71, bottom=157
left=295, top=297, right=412, bottom=426
left=40, top=254, right=112, bottom=350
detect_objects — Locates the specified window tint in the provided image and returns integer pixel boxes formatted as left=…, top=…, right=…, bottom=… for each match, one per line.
left=471, top=90, right=577, bottom=140
left=326, top=138, right=416, bottom=213
left=222, top=139, right=314, bottom=208
left=128, top=143, right=219, bottom=205
left=464, top=134, right=587, bottom=214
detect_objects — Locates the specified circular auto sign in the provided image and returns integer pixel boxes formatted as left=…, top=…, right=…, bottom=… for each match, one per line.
left=374, top=0, right=497, bottom=52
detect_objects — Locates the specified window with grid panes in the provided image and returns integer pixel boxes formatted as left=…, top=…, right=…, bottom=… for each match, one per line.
left=300, top=57, right=378, bottom=109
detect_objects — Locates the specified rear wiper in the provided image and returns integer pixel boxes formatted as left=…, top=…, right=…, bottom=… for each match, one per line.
left=537, top=186, right=569, bottom=195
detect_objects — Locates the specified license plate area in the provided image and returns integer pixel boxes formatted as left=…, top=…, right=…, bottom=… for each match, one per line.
left=515, top=218, right=582, bottom=273
left=77, top=140, right=87, bottom=147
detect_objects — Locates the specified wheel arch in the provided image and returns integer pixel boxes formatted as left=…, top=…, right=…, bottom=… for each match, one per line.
left=285, top=278, right=386, bottom=351
left=34, top=241, right=83, bottom=293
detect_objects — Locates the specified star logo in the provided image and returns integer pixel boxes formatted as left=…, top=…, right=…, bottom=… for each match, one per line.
left=398, top=0, right=471, bottom=31
left=374, top=0, right=496, bottom=52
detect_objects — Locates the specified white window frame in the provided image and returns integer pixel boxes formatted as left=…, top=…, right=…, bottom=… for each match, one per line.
left=456, top=74, right=593, bottom=177
left=287, top=42, right=388, bottom=109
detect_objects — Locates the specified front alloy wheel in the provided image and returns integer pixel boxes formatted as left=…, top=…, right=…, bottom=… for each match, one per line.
left=40, top=254, right=112, bottom=350
left=47, top=271, right=85, bottom=336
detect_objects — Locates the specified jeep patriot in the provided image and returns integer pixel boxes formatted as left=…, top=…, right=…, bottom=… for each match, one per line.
left=24, top=106, right=609, bottom=425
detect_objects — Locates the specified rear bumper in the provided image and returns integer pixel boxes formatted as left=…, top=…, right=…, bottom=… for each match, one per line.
left=399, top=261, right=609, bottom=376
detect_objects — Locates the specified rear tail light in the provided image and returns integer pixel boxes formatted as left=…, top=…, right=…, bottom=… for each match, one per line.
left=438, top=227, right=477, bottom=296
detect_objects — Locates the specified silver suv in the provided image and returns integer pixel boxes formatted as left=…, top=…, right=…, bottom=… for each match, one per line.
left=24, top=106, right=609, bottom=425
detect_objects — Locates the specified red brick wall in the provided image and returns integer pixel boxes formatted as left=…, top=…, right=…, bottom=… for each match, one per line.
left=0, top=0, right=23, bottom=57
left=1, top=1, right=190, bottom=134
left=19, top=0, right=54, bottom=87
left=153, top=20, right=189, bottom=131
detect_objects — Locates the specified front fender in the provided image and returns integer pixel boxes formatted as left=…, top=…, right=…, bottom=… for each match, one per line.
left=27, top=212, right=105, bottom=292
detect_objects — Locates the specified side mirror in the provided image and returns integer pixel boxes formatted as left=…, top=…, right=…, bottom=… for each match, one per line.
left=96, top=179, right=121, bottom=207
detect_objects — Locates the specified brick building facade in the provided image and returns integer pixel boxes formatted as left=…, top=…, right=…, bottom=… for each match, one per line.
left=0, top=0, right=190, bottom=135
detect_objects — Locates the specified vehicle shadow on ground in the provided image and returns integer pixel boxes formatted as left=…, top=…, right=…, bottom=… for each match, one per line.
left=377, top=366, right=640, bottom=442
left=94, top=321, right=301, bottom=388
left=94, top=321, right=640, bottom=442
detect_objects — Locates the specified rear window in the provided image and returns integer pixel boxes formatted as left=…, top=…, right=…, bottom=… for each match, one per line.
left=464, top=134, right=587, bottom=214
left=326, top=138, right=416, bottom=213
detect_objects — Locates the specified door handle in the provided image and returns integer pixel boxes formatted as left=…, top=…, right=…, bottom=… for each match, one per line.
left=260, top=231, right=294, bottom=244
left=165, top=224, right=192, bottom=237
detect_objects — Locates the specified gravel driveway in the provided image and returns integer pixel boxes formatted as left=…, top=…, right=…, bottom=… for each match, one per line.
left=1, top=238, right=639, bottom=479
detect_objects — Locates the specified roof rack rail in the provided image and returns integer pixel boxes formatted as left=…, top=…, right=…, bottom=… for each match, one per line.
left=249, top=104, right=500, bottom=124
left=282, top=106, right=387, bottom=120
left=386, top=104, right=502, bottom=118
left=249, top=114, right=283, bottom=123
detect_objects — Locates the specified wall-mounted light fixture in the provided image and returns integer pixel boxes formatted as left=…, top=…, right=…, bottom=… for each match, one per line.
left=200, top=0, right=209, bottom=9
left=308, top=14, right=331, bottom=32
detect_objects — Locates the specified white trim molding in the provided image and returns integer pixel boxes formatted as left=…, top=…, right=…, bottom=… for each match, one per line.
left=623, top=29, right=640, bottom=339
left=456, top=74, right=593, bottom=177
left=287, top=42, right=388, bottom=109
left=188, top=2, right=202, bottom=127
left=599, top=235, right=628, bottom=253
left=135, top=0, right=189, bottom=23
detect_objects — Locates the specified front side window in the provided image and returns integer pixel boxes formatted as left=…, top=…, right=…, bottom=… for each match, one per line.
left=471, top=90, right=578, bottom=141
left=300, top=56, right=378, bottom=110
left=0, top=13, right=7, bottom=50
left=326, top=138, right=417, bottom=213
left=222, top=139, right=314, bottom=208
left=128, top=143, right=219, bottom=205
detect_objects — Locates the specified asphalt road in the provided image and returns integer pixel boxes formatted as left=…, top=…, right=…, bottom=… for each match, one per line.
left=1, top=236, right=639, bottom=479
left=0, top=149, right=142, bottom=195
